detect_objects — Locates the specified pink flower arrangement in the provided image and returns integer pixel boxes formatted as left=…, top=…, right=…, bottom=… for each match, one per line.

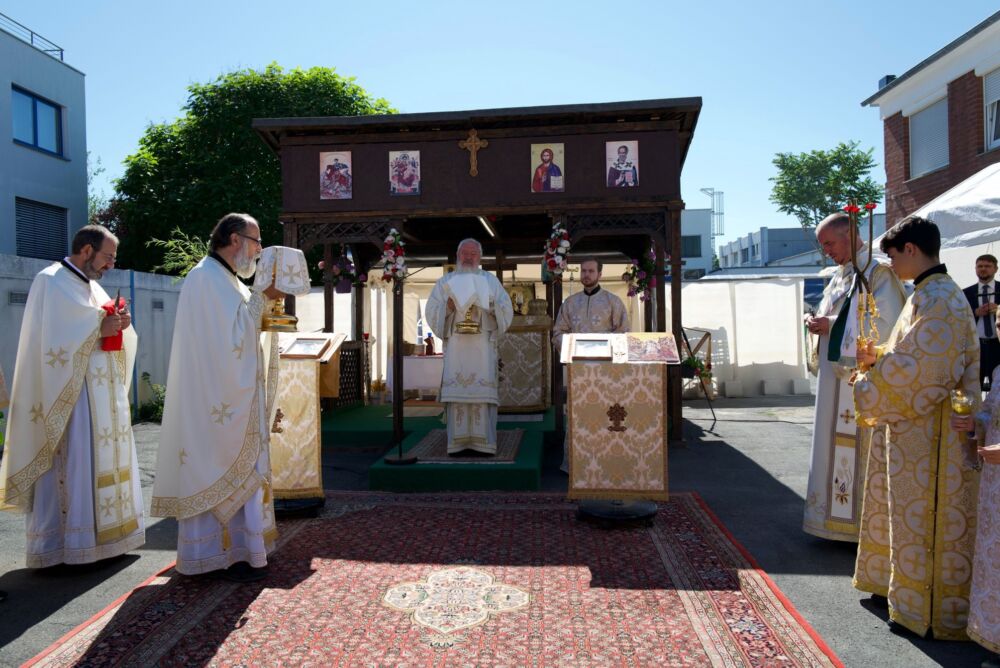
left=622, top=247, right=663, bottom=302
left=379, top=228, right=407, bottom=282
left=543, top=222, right=570, bottom=280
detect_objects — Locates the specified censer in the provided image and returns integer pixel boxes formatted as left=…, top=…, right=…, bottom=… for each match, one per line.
left=846, top=200, right=880, bottom=373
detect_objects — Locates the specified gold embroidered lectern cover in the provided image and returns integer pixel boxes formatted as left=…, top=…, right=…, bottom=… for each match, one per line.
left=270, top=359, right=322, bottom=499
left=499, top=315, right=551, bottom=412
left=567, top=362, right=668, bottom=500
left=270, top=333, right=344, bottom=499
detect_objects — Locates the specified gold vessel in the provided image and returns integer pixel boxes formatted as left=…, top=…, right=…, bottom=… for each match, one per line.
left=262, top=260, right=298, bottom=332
left=455, top=305, right=481, bottom=334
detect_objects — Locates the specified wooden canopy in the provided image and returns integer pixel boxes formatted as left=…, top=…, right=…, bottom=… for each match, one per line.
left=254, top=97, right=702, bottom=442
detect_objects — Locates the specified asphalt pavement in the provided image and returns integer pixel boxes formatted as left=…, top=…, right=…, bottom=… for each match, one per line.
left=0, top=398, right=991, bottom=667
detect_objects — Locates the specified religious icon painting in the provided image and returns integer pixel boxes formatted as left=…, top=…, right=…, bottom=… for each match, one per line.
left=530, top=143, right=565, bottom=192
left=606, top=140, right=639, bottom=188
left=320, top=151, right=353, bottom=200
left=389, top=150, right=421, bottom=196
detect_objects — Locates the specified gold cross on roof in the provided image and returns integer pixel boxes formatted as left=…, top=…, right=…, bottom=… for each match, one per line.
left=458, top=129, right=488, bottom=177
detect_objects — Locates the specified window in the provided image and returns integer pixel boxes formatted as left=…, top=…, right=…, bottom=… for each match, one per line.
left=15, top=197, right=68, bottom=260
left=681, top=235, right=702, bottom=258
left=986, top=68, right=1000, bottom=152
left=909, top=97, right=948, bottom=178
left=12, top=87, right=63, bottom=155
left=740, top=248, right=749, bottom=264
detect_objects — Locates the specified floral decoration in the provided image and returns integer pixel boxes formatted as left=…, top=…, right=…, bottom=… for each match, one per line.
left=379, top=228, right=407, bottom=282
left=319, top=245, right=367, bottom=292
left=543, top=222, right=570, bottom=280
left=622, top=247, right=664, bottom=302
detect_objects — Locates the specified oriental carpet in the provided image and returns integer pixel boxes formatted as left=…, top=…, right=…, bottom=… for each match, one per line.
left=26, top=492, right=841, bottom=667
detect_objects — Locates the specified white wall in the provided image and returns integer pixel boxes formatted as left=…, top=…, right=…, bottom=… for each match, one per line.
left=0, top=30, right=87, bottom=256
left=675, top=278, right=809, bottom=395
left=0, top=254, right=182, bottom=404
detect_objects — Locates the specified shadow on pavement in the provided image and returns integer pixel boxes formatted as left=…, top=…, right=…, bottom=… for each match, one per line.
left=0, top=554, right=140, bottom=649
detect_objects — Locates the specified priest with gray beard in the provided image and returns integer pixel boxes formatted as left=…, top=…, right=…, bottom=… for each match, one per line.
left=425, top=239, right=514, bottom=455
left=153, top=213, right=285, bottom=583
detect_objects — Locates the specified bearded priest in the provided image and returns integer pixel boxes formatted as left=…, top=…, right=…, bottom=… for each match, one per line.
left=0, top=225, right=144, bottom=568
left=426, top=239, right=514, bottom=455
left=152, top=213, right=285, bottom=583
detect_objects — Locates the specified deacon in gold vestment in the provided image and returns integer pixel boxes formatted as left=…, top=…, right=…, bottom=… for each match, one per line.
left=0, top=226, right=144, bottom=567
left=553, top=257, right=629, bottom=471
left=853, top=216, right=980, bottom=640
left=152, top=214, right=285, bottom=582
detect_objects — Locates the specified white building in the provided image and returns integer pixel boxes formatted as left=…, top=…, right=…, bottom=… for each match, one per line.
left=679, top=208, right=713, bottom=279
left=0, top=13, right=87, bottom=260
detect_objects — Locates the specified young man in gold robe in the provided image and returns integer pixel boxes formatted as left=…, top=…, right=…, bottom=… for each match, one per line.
left=552, top=257, right=630, bottom=472
left=854, top=215, right=981, bottom=639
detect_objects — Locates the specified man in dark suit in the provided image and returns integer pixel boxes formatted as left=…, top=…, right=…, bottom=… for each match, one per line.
left=965, top=253, right=1000, bottom=390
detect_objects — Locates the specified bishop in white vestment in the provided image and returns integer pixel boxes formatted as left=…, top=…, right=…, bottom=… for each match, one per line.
left=803, top=214, right=905, bottom=541
left=0, top=226, right=144, bottom=567
left=426, top=239, right=514, bottom=454
left=152, top=214, right=284, bottom=581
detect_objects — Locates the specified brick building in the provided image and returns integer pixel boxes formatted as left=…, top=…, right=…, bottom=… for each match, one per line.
left=862, top=11, right=1000, bottom=226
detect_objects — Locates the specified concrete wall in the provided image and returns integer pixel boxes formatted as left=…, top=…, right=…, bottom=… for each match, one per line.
left=0, top=254, right=181, bottom=404
left=0, top=30, right=87, bottom=257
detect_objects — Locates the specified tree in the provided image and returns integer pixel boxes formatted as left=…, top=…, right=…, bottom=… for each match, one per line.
left=103, top=64, right=394, bottom=272
left=769, top=141, right=884, bottom=233
left=87, top=152, right=107, bottom=224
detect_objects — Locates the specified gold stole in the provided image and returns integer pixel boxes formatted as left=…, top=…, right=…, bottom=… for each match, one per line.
left=87, top=348, right=138, bottom=544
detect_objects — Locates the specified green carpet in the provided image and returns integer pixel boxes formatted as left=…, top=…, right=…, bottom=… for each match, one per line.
left=368, top=430, right=543, bottom=492
left=323, top=405, right=549, bottom=491
left=322, top=404, right=554, bottom=449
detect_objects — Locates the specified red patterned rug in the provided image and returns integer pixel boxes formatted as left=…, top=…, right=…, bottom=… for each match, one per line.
left=27, top=492, right=841, bottom=667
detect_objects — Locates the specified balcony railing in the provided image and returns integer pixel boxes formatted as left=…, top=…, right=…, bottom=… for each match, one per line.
left=0, top=12, right=64, bottom=61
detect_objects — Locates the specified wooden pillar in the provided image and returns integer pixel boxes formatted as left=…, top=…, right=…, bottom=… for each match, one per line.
left=643, top=235, right=654, bottom=333
left=282, top=221, right=298, bottom=316
left=495, top=249, right=505, bottom=283
left=323, top=243, right=334, bottom=333
left=351, top=244, right=364, bottom=341
left=392, top=278, right=404, bottom=445
left=668, top=208, right=683, bottom=443
left=552, top=276, right=564, bottom=434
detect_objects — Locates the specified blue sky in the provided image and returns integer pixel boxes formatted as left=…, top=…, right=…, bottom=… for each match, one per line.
left=5, top=0, right=998, bottom=250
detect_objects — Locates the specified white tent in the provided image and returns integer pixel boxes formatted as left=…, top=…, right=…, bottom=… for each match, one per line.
left=876, top=163, right=1000, bottom=287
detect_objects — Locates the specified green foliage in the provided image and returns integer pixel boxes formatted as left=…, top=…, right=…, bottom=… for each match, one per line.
left=769, top=141, right=884, bottom=232
left=146, top=227, right=210, bottom=278
left=104, top=63, right=395, bottom=272
left=136, top=372, right=166, bottom=423
left=681, top=355, right=712, bottom=380
left=87, top=153, right=107, bottom=225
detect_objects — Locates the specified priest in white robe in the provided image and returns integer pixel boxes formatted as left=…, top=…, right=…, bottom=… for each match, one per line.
left=0, top=225, right=144, bottom=567
left=152, top=213, right=284, bottom=583
left=426, top=239, right=514, bottom=455
left=802, top=213, right=905, bottom=542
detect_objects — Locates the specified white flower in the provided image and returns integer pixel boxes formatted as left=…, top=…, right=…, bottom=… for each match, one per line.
left=557, top=247, right=565, bottom=255
left=396, top=257, right=405, bottom=267
left=385, top=235, right=395, bottom=244
left=559, top=240, right=570, bottom=248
